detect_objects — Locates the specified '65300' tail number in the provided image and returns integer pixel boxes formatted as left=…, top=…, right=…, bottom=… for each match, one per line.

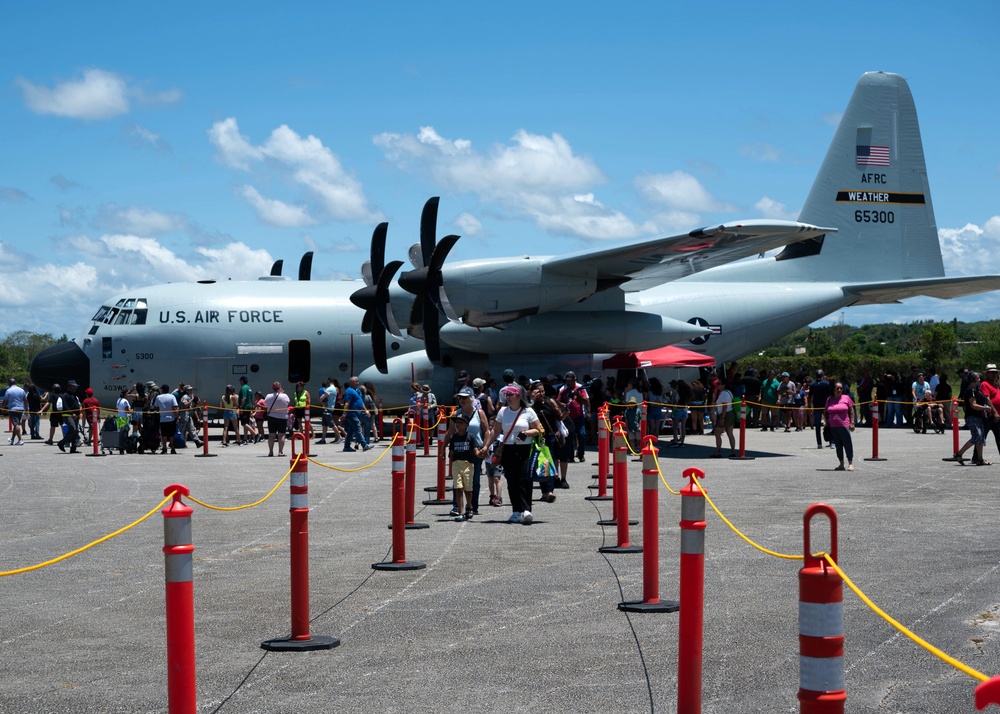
left=855, top=210, right=894, bottom=223
left=135, top=353, right=154, bottom=359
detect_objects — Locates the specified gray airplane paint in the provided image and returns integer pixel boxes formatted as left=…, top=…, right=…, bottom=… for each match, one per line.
left=31, top=72, right=1000, bottom=410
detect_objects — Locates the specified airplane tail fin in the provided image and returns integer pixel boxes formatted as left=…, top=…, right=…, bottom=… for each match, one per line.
left=777, top=71, right=943, bottom=282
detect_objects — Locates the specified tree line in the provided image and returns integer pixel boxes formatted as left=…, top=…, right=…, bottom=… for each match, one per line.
left=733, top=319, right=1000, bottom=381
left=0, top=331, right=66, bottom=383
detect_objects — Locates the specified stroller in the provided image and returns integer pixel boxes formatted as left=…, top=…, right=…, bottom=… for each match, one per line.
left=100, top=415, right=129, bottom=455
left=912, top=399, right=946, bottom=434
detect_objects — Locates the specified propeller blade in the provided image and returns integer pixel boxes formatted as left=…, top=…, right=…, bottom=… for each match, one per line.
left=270, top=259, right=284, bottom=276
left=298, top=251, right=314, bottom=281
left=422, top=297, right=441, bottom=363
left=427, top=234, right=459, bottom=313
left=418, top=196, right=439, bottom=268
left=360, top=259, right=373, bottom=288
left=371, top=223, right=387, bottom=278
left=361, top=310, right=373, bottom=335
left=375, top=260, right=404, bottom=337
left=372, top=317, right=388, bottom=374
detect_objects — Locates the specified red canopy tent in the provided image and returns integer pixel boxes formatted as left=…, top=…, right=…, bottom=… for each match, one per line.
left=602, top=345, right=715, bottom=370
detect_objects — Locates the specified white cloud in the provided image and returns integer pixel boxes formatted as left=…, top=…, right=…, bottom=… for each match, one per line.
left=209, top=118, right=380, bottom=224
left=636, top=171, right=736, bottom=213
left=938, top=221, right=1000, bottom=274
left=96, top=205, right=188, bottom=235
left=755, top=196, right=799, bottom=221
left=375, top=126, right=653, bottom=240
left=238, top=185, right=316, bottom=228
left=126, top=124, right=171, bottom=152
left=16, top=68, right=180, bottom=120
left=453, top=212, right=483, bottom=237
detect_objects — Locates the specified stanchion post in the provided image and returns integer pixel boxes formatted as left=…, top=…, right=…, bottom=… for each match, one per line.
left=422, top=398, right=431, bottom=456
left=731, top=399, right=755, bottom=460
left=599, top=421, right=641, bottom=552
left=303, top=405, right=316, bottom=457
left=262, top=434, right=339, bottom=651
left=586, top=408, right=613, bottom=501
left=162, top=484, right=196, bottom=713
left=620, top=437, right=678, bottom=613
left=374, top=424, right=426, bottom=571
left=639, top=401, right=648, bottom=444
left=798, top=503, right=845, bottom=714
left=952, top=397, right=959, bottom=457
left=677, top=467, right=707, bottom=713
left=864, top=397, right=886, bottom=461
left=393, top=423, right=429, bottom=530
left=423, top=413, right=451, bottom=504
left=194, top=403, right=216, bottom=458
left=376, top=398, right=384, bottom=441
left=86, top=409, right=104, bottom=457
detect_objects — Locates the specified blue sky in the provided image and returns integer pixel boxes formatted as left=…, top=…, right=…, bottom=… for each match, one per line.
left=2, top=1, right=998, bottom=337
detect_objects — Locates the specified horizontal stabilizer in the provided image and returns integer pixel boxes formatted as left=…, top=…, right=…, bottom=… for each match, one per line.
left=843, top=275, right=1000, bottom=305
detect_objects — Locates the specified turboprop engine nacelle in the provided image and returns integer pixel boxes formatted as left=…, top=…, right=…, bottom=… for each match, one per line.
left=440, top=257, right=596, bottom=327
left=439, top=311, right=710, bottom=354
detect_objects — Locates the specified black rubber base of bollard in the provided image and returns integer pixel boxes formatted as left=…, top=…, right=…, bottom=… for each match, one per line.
left=597, top=519, right=638, bottom=526
left=372, top=560, right=426, bottom=571
left=584, top=495, right=613, bottom=501
left=261, top=635, right=340, bottom=652
left=599, top=545, right=643, bottom=554
left=388, top=522, right=430, bottom=530
left=729, top=455, right=756, bottom=460
left=423, top=486, right=453, bottom=493
left=587, top=482, right=613, bottom=489
left=618, top=599, right=679, bottom=613
left=194, top=453, right=218, bottom=458
left=864, top=457, right=887, bottom=461
left=421, top=498, right=452, bottom=505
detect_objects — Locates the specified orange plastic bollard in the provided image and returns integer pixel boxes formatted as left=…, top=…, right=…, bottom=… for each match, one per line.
left=262, top=434, right=339, bottom=652
left=599, top=421, right=641, bottom=552
left=162, top=484, right=196, bottom=713
left=620, top=436, right=677, bottom=613
left=586, top=407, right=613, bottom=501
left=374, top=423, right=426, bottom=571
left=678, top=467, right=707, bottom=713
left=423, top=415, right=451, bottom=505
left=798, top=503, right=845, bottom=714
left=86, top=410, right=104, bottom=458
left=194, top=404, right=216, bottom=458
left=732, top=400, right=755, bottom=460
left=864, top=398, right=886, bottom=462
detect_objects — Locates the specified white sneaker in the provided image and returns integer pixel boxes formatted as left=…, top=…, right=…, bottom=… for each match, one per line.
left=522, top=511, right=533, bottom=525
left=15, top=440, right=23, bottom=446
left=507, top=512, right=522, bottom=524
left=6, top=438, right=11, bottom=445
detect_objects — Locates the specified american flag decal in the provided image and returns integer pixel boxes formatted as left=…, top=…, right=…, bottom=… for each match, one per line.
left=856, top=145, right=890, bottom=166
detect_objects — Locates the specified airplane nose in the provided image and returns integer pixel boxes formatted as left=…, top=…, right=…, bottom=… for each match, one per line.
left=30, top=341, right=91, bottom=391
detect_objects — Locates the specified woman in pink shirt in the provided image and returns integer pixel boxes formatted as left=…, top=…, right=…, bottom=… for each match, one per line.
left=825, top=381, right=856, bottom=471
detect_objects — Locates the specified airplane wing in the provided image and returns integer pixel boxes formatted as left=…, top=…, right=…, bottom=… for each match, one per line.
left=543, top=220, right=836, bottom=292
left=842, top=275, right=1000, bottom=304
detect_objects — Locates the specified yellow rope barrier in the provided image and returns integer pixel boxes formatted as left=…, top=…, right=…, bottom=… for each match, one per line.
left=692, top=476, right=803, bottom=561
left=0, top=491, right=177, bottom=576
left=307, top=440, right=394, bottom=472
left=186, top=455, right=300, bottom=511
left=819, top=552, right=989, bottom=683
left=653, top=452, right=681, bottom=496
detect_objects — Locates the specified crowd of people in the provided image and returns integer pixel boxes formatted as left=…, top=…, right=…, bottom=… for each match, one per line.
left=4, top=362, right=996, bottom=483
left=0, top=375, right=384, bottom=457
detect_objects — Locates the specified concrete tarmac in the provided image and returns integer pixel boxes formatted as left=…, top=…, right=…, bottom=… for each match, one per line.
left=2, top=425, right=1000, bottom=713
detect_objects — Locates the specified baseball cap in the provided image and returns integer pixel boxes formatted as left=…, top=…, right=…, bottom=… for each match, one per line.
left=564, top=371, right=576, bottom=380
left=502, top=368, right=515, bottom=381
left=454, top=386, right=474, bottom=399
left=453, top=413, right=469, bottom=423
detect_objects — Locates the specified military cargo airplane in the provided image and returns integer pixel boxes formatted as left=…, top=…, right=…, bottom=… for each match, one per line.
left=30, top=71, right=1000, bottom=410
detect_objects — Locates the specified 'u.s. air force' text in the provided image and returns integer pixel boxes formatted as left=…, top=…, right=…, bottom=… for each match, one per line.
left=159, top=310, right=284, bottom=324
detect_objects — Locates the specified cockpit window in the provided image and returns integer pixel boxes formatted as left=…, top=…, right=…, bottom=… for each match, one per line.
left=93, top=298, right=148, bottom=325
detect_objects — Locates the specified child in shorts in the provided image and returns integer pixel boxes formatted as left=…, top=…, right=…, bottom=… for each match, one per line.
left=449, top=414, right=476, bottom=521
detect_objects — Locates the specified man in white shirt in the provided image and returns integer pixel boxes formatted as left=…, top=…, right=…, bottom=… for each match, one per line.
left=154, top=383, right=179, bottom=454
